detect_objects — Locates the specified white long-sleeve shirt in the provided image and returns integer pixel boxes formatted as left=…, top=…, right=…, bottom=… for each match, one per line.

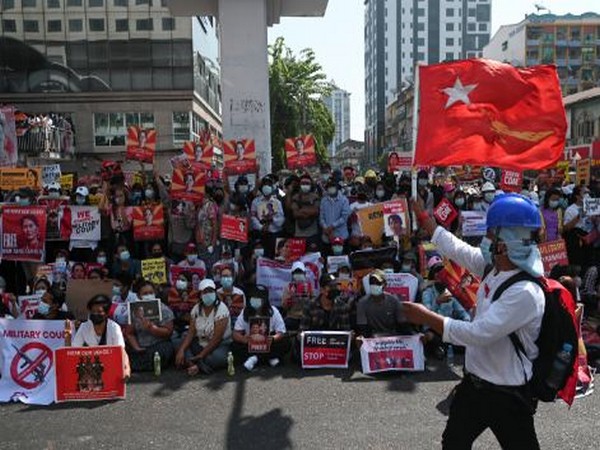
left=431, top=227, right=545, bottom=386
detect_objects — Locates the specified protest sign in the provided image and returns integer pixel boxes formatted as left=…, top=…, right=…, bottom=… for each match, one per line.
left=220, top=214, right=249, bottom=243
left=0, top=105, right=18, bottom=166
left=42, top=202, right=67, bottom=241
left=0, top=319, right=67, bottom=405
left=387, top=151, right=412, bottom=173
left=0, top=168, right=41, bottom=191
left=1, top=206, right=47, bottom=262
left=327, top=255, right=350, bottom=274
left=141, top=258, right=167, bottom=285
left=132, top=205, right=164, bottom=241
left=275, top=238, right=306, bottom=263
left=17, top=294, right=42, bottom=319
left=170, top=168, right=206, bottom=203
left=538, top=239, right=569, bottom=277
left=384, top=273, right=419, bottom=302
left=66, top=280, right=114, bottom=321
left=248, top=317, right=271, bottom=353
left=500, top=169, right=523, bottom=193
left=482, top=167, right=499, bottom=183
left=169, top=266, right=206, bottom=291
left=301, top=331, right=352, bottom=369
left=285, top=135, right=317, bottom=169
left=584, top=197, right=600, bottom=216
left=41, top=164, right=62, bottom=186
left=433, top=198, right=458, bottom=228
left=126, top=126, right=156, bottom=163
left=128, top=299, right=162, bottom=325
left=461, top=211, right=487, bottom=237
left=55, top=346, right=125, bottom=403
left=223, top=139, right=257, bottom=175
left=360, top=335, right=425, bottom=374
left=383, top=199, right=410, bottom=239
left=170, top=153, right=193, bottom=171
left=69, top=206, right=101, bottom=243
left=183, top=140, right=213, bottom=168
left=357, top=203, right=384, bottom=246
left=60, top=173, right=74, bottom=191
left=576, top=159, right=591, bottom=186
left=418, top=242, right=441, bottom=277
left=437, top=260, right=479, bottom=311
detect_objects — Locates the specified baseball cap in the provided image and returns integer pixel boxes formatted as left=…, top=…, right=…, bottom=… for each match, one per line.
left=369, top=269, right=386, bottom=284
left=291, top=261, right=306, bottom=273
left=199, top=279, right=216, bottom=291
left=75, top=186, right=89, bottom=197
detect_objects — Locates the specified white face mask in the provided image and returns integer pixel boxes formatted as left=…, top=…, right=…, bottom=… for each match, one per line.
left=370, top=284, right=384, bottom=296
left=238, top=185, right=249, bottom=194
left=376, top=189, right=385, bottom=198
left=262, top=185, right=273, bottom=196
left=250, top=297, right=262, bottom=309
left=254, top=249, right=264, bottom=258
left=145, top=189, right=155, bottom=199
left=176, top=280, right=188, bottom=291
left=293, top=273, right=305, bottom=282
left=141, top=294, right=155, bottom=301
left=187, top=254, right=197, bottom=264
left=97, top=256, right=107, bottom=265
left=300, top=184, right=311, bottom=193
left=327, top=187, right=338, bottom=197
left=484, top=193, right=495, bottom=203
left=35, top=289, right=47, bottom=296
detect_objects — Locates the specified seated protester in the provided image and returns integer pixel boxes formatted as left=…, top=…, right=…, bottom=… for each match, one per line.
left=217, top=266, right=246, bottom=327
left=290, top=173, right=321, bottom=247
left=124, top=280, right=175, bottom=372
left=32, top=287, right=74, bottom=320
left=281, top=262, right=314, bottom=332
left=300, top=273, right=352, bottom=333
left=214, top=244, right=244, bottom=286
left=110, top=272, right=138, bottom=325
left=33, top=277, right=52, bottom=297
left=70, top=262, right=87, bottom=280
left=176, top=279, right=231, bottom=375
left=0, top=276, right=18, bottom=318
left=88, top=268, right=105, bottom=280
left=356, top=270, right=412, bottom=338
left=177, top=242, right=207, bottom=272
left=233, top=284, right=289, bottom=371
left=111, top=243, right=142, bottom=280
left=167, top=271, right=199, bottom=334
left=94, top=248, right=110, bottom=279
left=72, top=294, right=131, bottom=380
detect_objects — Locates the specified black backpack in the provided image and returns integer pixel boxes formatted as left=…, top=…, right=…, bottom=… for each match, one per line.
left=491, top=271, right=578, bottom=402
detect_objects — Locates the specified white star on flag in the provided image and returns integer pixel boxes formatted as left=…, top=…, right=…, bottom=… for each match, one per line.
left=442, top=77, right=478, bottom=109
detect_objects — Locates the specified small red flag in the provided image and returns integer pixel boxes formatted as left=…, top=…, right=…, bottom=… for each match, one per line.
left=415, top=59, right=567, bottom=170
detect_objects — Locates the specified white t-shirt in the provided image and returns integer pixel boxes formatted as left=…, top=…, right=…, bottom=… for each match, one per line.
left=564, top=203, right=592, bottom=232
left=191, top=301, right=232, bottom=347
left=72, top=319, right=125, bottom=348
left=234, top=306, right=287, bottom=335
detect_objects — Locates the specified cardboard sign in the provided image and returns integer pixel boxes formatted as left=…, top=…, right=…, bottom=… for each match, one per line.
left=576, top=159, right=591, bottom=186
left=220, top=214, right=249, bottom=243
left=248, top=317, right=271, bottom=353
left=65, top=280, right=114, bottom=321
left=0, top=105, right=18, bottom=166
left=223, top=139, right=257, bottom=175
left=169, top=266, right=206, bottom=290
left=0, top=168, right=41, bottom=191
left=41, top=164, right=62, bottom=186
left=285, top=135, right=317, bottom=170
left=141, top=258, right=167, bottom=285
left=132, top=205, right=164, bottom=241
left=170, top=168, right=206, bottom=203
left=383, top=273, right=418, bottom=302
left=275, top=238, right=306, bottom=263
left=69, top=206, right=101, bottom=242
left=387, top=151, right=412, bottom=172
left=433, top=197, right=458, bottom=228
left=437, top=260, right=479, bottom=311
left=461, top=211, right=487, bottom=237
left=357, top=203, right=384, bottom=246
left=183, top=141, right=213, bottom=168
left=300, top=331, right=352, bottom=369
left=383, top=198, right=410, bottom=239
left=360, top=335, right=425, bottom=374
left=583, top=197, right=600, bottom=217
left=127, top=299, right=162, bottom=325
left=500, top=169, right=523, bottom=193
left=538, top=239, right=569, bottom=277
left=1, top=206, right=47, bottom=262
left=54, top=346, right=125, bottom=403
left=327, top=255, right=350, bottom=274
left=126, top=126, right=156, bottom=163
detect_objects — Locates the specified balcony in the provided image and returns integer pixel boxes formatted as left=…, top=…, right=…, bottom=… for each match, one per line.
left=568, top=40, right=581, bottom=47
left=555, top=58, right=567, bottom=67
left=555, top=40, right=568, bottom=47
left=526, top=39, right=540, bottom=46
left=569, top=57, right=582, bottom=65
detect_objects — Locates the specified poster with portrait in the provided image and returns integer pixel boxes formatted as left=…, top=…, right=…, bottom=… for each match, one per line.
left=170, top=168, right=206, bottom=203
left=275, top=237, right=306, bottom=263
left=1, top=206, right=47, bottom=262
left=285, top=135, right=317, bottom=169
left=360, top=335, right=425, bottom=374
left=387, top=151, right=412, bottom=173
left=132, top=205, right=165, bottom=241
left=220, top=214, right=249, bottom=243
left=383, top=199, right=410, bottom=240
left=437, top=260, right=479, bottom=311
left=0, top=168, right=42, bottom=191
left=126, top=126, right=156, bottom=163
left=182, top=141, right=213, bottom=169
left=169, top=266, right=206, bottom=291
left=248, top=316, right=271, bottom=353
left=0, top=105, right=18, bottom=167
left=223, top=139, right=257, bottom=175
left=127, top=299, right=162, bottom=325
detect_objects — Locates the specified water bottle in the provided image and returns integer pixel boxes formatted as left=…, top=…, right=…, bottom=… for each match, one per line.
left=227, top=351, right=235, bottom=376
left=547, top=343, right=573, bottom=390
left=153, top=351, right=161, bottom=376
left=446, top=344, right=455, bottom=367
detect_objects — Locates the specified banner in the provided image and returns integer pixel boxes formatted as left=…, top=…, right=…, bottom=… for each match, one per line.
left=383, top=199, right=410, bottom=239
left=0, top=168, right=41, bottom=191
left=437, top=260, right=479, bottom=311
left=1, top=206, right=47, bottom=262
left=132, top=205, right=164, bottom=241
left=461, top=211, right=487, bottom=237
left=141, top=258, right=167, bottom=285
left=583, top=197, right=600, bottom=217
left=128, top=299, right=162, bottom=325
left=383, top=273, right=419, bottom=302
left=17, top=294, right=42, bottom=319
left=0, top=106, right=18, bottom=166
left=576, top=159, right=591, bottom=186
left=433, top=198, right=458, bottom=228
left=500, top=169, right=523, bottom=193
left=275, top=238, right=306, bottom=263
left=360, top=335, right=425, bottom=374
left=387, top=151, right=412, bottom=173
left=223, top=139, right=257, bottom=175
left=169, top=266, right=206, bottom=291
left=256, top=253, right=322, bottom=307
left=126, top=126, right=156, bottom=163
left=0, top=319, right=67, bottom=405
left=170, top=168, right=206, bottom=203
left=538, top=239, right=569, bottom=277
left=300, top=331, right=352, bottom=369
left=55, top=346, right=125, bottom=403
left=220, top=214, right=249, bottom=243
left=41, top=164, right=62, bottom=186
left=248, top=317, right=271, bottom=353
left=182, top=140, right=213, bottom=168
left=357, top=203, right=384, bottom=246
left=285, top=135, right=317, bottom=170
left=327, top=255, right=350, bottom=274
left=69, top=206, right=101, bottom=243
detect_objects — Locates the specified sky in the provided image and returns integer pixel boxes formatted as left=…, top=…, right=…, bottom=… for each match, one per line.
left=267, top=0, right=599, bottom=141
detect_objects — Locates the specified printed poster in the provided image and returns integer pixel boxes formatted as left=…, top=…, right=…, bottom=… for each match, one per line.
left=461, top=211, right=487, bottom=237
left=383, top=199, right=410, bottom=239
left=220, top=214, right=249, bottom=243
left=576, top=159, right=591, bottom=186
left=0, top=168, right=41, bottom=191
left=248, top=316, right=271, bottom=353
left=433, top=198, right=458, bottom=228
left=500, top=169, right=523, bottom=193
left=301, top=331, right=352, bottom=369
left=275, top=238, right=306, bottom=263
left=418, top=242, right=442, bottom=277
left=0, top=319, right=67, bottom=405
left=127, top=299, right=162, bottom=325
left=141, top=258, right=167, bottom=285
left=41, top=164, right=62, bottom=186
left=132, top=205, right=165, bottom=241
left=170, top=168, right=206, bottom=203
left=360, top=335, right=425, bottom=374
left=1, top=206, right=47, bottom=262
left=387, top=151, right=412, bottom=173
left=17, top=294, right=42, bottom=319
left=285, top=135, right=317, bottom=170
left=60, top=173, right=74, bottom=192
left=223, top=139, right=257, bottom=175
left=0, top=106, right=18, bottom=166
left=183, top=140, right=213, bottom=169
left=437, top=260, right=479, bottom=311
left=538, top=239, right=569, bottom=277
left=54, top=346, right=125, bottom=403
left=357, top=203, right=384, bottom=246
left=126, top=126, right=156, bottom=163
left=69, top=206, right=101, bottom=243
left=383, top=273, right=419, bottom=302
left=327, top=255, right=350, bottom=274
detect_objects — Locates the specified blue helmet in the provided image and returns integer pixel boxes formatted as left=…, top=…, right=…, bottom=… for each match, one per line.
left=486, top=193, right=541, bottom=229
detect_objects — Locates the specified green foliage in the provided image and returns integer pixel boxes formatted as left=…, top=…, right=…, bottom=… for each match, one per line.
left=269, top=37, right=335, bottom=172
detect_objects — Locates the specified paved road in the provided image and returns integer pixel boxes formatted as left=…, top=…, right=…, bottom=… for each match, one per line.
left=0, top=358, right=597, bottom=450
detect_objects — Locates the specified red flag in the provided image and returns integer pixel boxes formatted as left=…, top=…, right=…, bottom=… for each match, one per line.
left=415, top=59, right=567, bottom=170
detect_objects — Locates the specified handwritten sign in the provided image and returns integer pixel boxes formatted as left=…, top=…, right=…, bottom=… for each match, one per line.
left=584, top=197, right=600, bottom=216
left=141, top=258, right=167, bottom=285
left=41, top=164, right=62, bottom=186
left=69, top=206, right=101, bottom=242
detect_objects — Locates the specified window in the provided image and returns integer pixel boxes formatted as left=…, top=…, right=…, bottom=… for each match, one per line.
left=88, top=18, right=105, bottom=32
left=446, top=52, right=454, bottom=61
left=173, top=112, right=190, bottom=143
left=1, top=0, right=15, bottom=9
left=417, top=52, right=425, bottom=60
left=417, top=22, right=425, bottom=31
left=94, top=112, right=154, bottom=147
left=22, top=0, right=36, bottom=7
left=47, top=0, right=60, bottom=6
left=417, top=8, right=425, bottom=16
left=136, top=0, right=151, bottom=4
left=47, top=20, right=62, bottom=32
left=501, top=40, right=508, bottom=51
left=23, top=20, right=39, bottom=33
left=162, top=18, right=175, bottom=31
left=2, top=19, right=16, bottom=32
left=67, top=0, right=82, bottom=6
left=114, top=0, right=127, bottom=5
left=115, top=19, right=128, bottom=32
left=446, top=8, right=454, bottom=17
left=417, top=38, right=425, bottom=46
left=446, top=38, right=454, bottom=46
left=88, top=0, right=102, bottom=6
left=479, top=23, right=487, bottom=32
left=468, top=8, right=476, bottom=17
left=68, top=19, right=82, bottom=32
left=136, top=19, right=153, bottom=31
left=446, top=23, right=454, bottom=32
left=467, top=23, right=476, bottom=32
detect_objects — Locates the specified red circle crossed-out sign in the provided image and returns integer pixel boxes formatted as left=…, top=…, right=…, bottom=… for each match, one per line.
left=10, top=342, right=53, bottom=390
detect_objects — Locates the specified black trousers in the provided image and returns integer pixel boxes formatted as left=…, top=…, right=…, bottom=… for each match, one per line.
left=442, top=376, right=540, bottom=450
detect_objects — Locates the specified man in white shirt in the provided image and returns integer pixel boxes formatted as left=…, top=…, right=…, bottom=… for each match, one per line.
left=404, top=194, right=545, bottom=449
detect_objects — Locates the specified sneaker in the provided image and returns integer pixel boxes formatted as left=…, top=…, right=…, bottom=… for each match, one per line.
left=268, top=358, right=280, bottom=368
left=244, top=356, right=258, bottom=371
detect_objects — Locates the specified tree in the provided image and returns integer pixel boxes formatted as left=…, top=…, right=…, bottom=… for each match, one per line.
left=269, top=37, right=335, bottom=172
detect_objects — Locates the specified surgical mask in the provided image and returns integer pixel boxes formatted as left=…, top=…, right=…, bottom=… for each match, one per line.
left=112, top=286, right=122, bottom=297
left=145, top=189, right=155, bottom=200
left=327, top=187, right=338, bottom=197
left=254, top=249, right=264, bottom=258
left=473, top=202, right=482, bottom=209
left=18, top=198, right=31, bottom=206
left=89, top=313, right=105, bottom=325
left=49, top=191, right=60, bottom=198
left=37, top=302, right=50, bottom=316
left=559, top=198, right=568, bottom=209
left=498, top=228, right=543, bottom=278
left=418, top=179, right=428, bottom=187
left=549, top=200, right=560, bottom=209
left=141, top=294, right=155, bottom=301
left=176, top=280, right=188, bottom=291
left=383, top=268, right=394, bottom=274
left=321, top=173, right=330, bottom=182
left=97, top=256, right=107, bottom=265
left=187, top=254, right=197, bottom=264
left=262, top=185, right=273, bottom=196
left=484, top=193, right=495, bottom=203
left=338, top=273, right=350, bottom=280
left=75, top=195, right=86, bottom=205
left=293, top=273, right=305, bottom=282
left=35, top=289, right=47, bottom=296
left=119, top=250, right=130, bottom=261
left=401, top=264, right=412, bottom=272
left=332, top=245, right=343, bottom=255
left=376, top=189, right=385, bottom=199
left=250, top=297, right=262, bottom=309
left=455, top=198, right=465, bottom=207
left=300, top=184, right=311, bottom=193
left=479, top=237, right=493, bottom=266
left=202, top=292, right=217, bottom=306
left=55, top=257, right=66, bottom=267
left=521, top=190, right=530, bottom=197
left=370, top=284, right=384, bottom=296
left=238, top=185, right=249, bottom=194
left=221, top=277, right=233, bottom=289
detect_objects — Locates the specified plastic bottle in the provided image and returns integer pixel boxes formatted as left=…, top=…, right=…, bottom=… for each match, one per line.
left=227, top=351, right=235, bottom=376
left=153, top=351, right=161, bottom=376
left=547, top=343, right=573, bottom=390
left=446, top=344, right=455, bottom=367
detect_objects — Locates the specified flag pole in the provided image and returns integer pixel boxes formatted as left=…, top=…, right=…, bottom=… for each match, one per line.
left=411, top=63, right=421, bottom=232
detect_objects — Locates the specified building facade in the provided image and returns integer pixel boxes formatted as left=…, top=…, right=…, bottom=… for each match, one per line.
left=384, top=84, right=414, bottom=152
left=483, top=13, right=600, bottom=96
left=0, top=0, right=221, bottom=172
left=330, top=138, right=364, bottom=172
left=323, top=85, right=350, bottom=157
left=365, top=0, right=491, bottom=164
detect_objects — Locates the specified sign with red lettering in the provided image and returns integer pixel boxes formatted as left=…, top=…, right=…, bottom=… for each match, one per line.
left=285, top=135, right=317, bottom=169
left=275, top=238, right=307, bottom=262
left=248, top=317, right=271, bottom=353
left=360, top=335, right=425, bottom=374
left=437, top=260, right=479, bottom=311
left=301, top=331, right=352, bottom=369
left=69, top=206, right=101, bottom=242
left=500, top=169, right=523, bottom=192
left=387, top=151, right=412, bottom=172
left=223, top=139, right=257, bottom=175
left=220, top=214, right=249, bottom=243
left=433, top=198, right=458, bottom=228
left=126, top=126, right=156, bottom=163
left=132, top=205, right=164, bottom=241
left=54, top=346, right=125, bottom=403
left=538, top=239, right=569, bottom=277
left=170, top=168, right=206, bottom=203
left=1, top=206, right=47, bottom=262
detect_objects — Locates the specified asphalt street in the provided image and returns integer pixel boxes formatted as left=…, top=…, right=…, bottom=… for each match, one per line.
left=0, top=357, right=597, bottom=450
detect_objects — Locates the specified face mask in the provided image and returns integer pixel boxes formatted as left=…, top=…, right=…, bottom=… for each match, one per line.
left=132, top=191, right=142, bottom=201
left=250, top=297, right=262, bottom=309
left=262, top=185, right=273, bottom=196
left=89, top=313, right=106, bottom=325
left=560, top=198, right=568, bottom=209
left=35, top=289, right=47, bottom=296
left=455, top=198, right=465, bottom=207
left=401, top=264, right=412, bottom=272
left=238, top=185, right=249, bottom=194
left=141, top=294, right=155, bottom=301
left=18, top=198, right=31, bottom=206
left=293, top=273, right=305, bottom=282
left=549, top=200, right=560, bottom=209
left=321, top=174, right=330, bottom=182
left=300, top=184, right=311, bottom=193
left=418, top=179, right=428, bottom=187
left=473, top=202, right=482, bottom=209
left=119, top=250, right=130, bottom=261
left=97, top=256, right=107, bottom=265
left=114, top=196, right=124, bottom=206
left=49, top=191, right=60, bottom=198
left=370, top=284, right=384, bottom=296
left=376, top=189, right=385, bottom=199
left=383, top=268, right=394, bottom=274
left=327, top=187, right=337, bottom=197
left=254, top=249, right=264, bottom=258
left=145, top=189, right=155, bottom=199
left=176, top=280, right=188, bottom=291
left=202, top=292, right=217, bottom=306
left=112, top=286, right=122, bottom=297
left=55, top=257, right=66, bottom=265
left=479, top=237, right=493, bottom=266
left=338, top=273, right=350, bottom=280
left=484, top=193, right=495, bottom=203
left=332, top=245, right=343, bottom=255
left=37, top=302, right=50, bottom=316
left=221, top=277, right=233, bottom=289
left=498, top=228, right=544, bottom=278
left=187, top=254, right=197, bottom=264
